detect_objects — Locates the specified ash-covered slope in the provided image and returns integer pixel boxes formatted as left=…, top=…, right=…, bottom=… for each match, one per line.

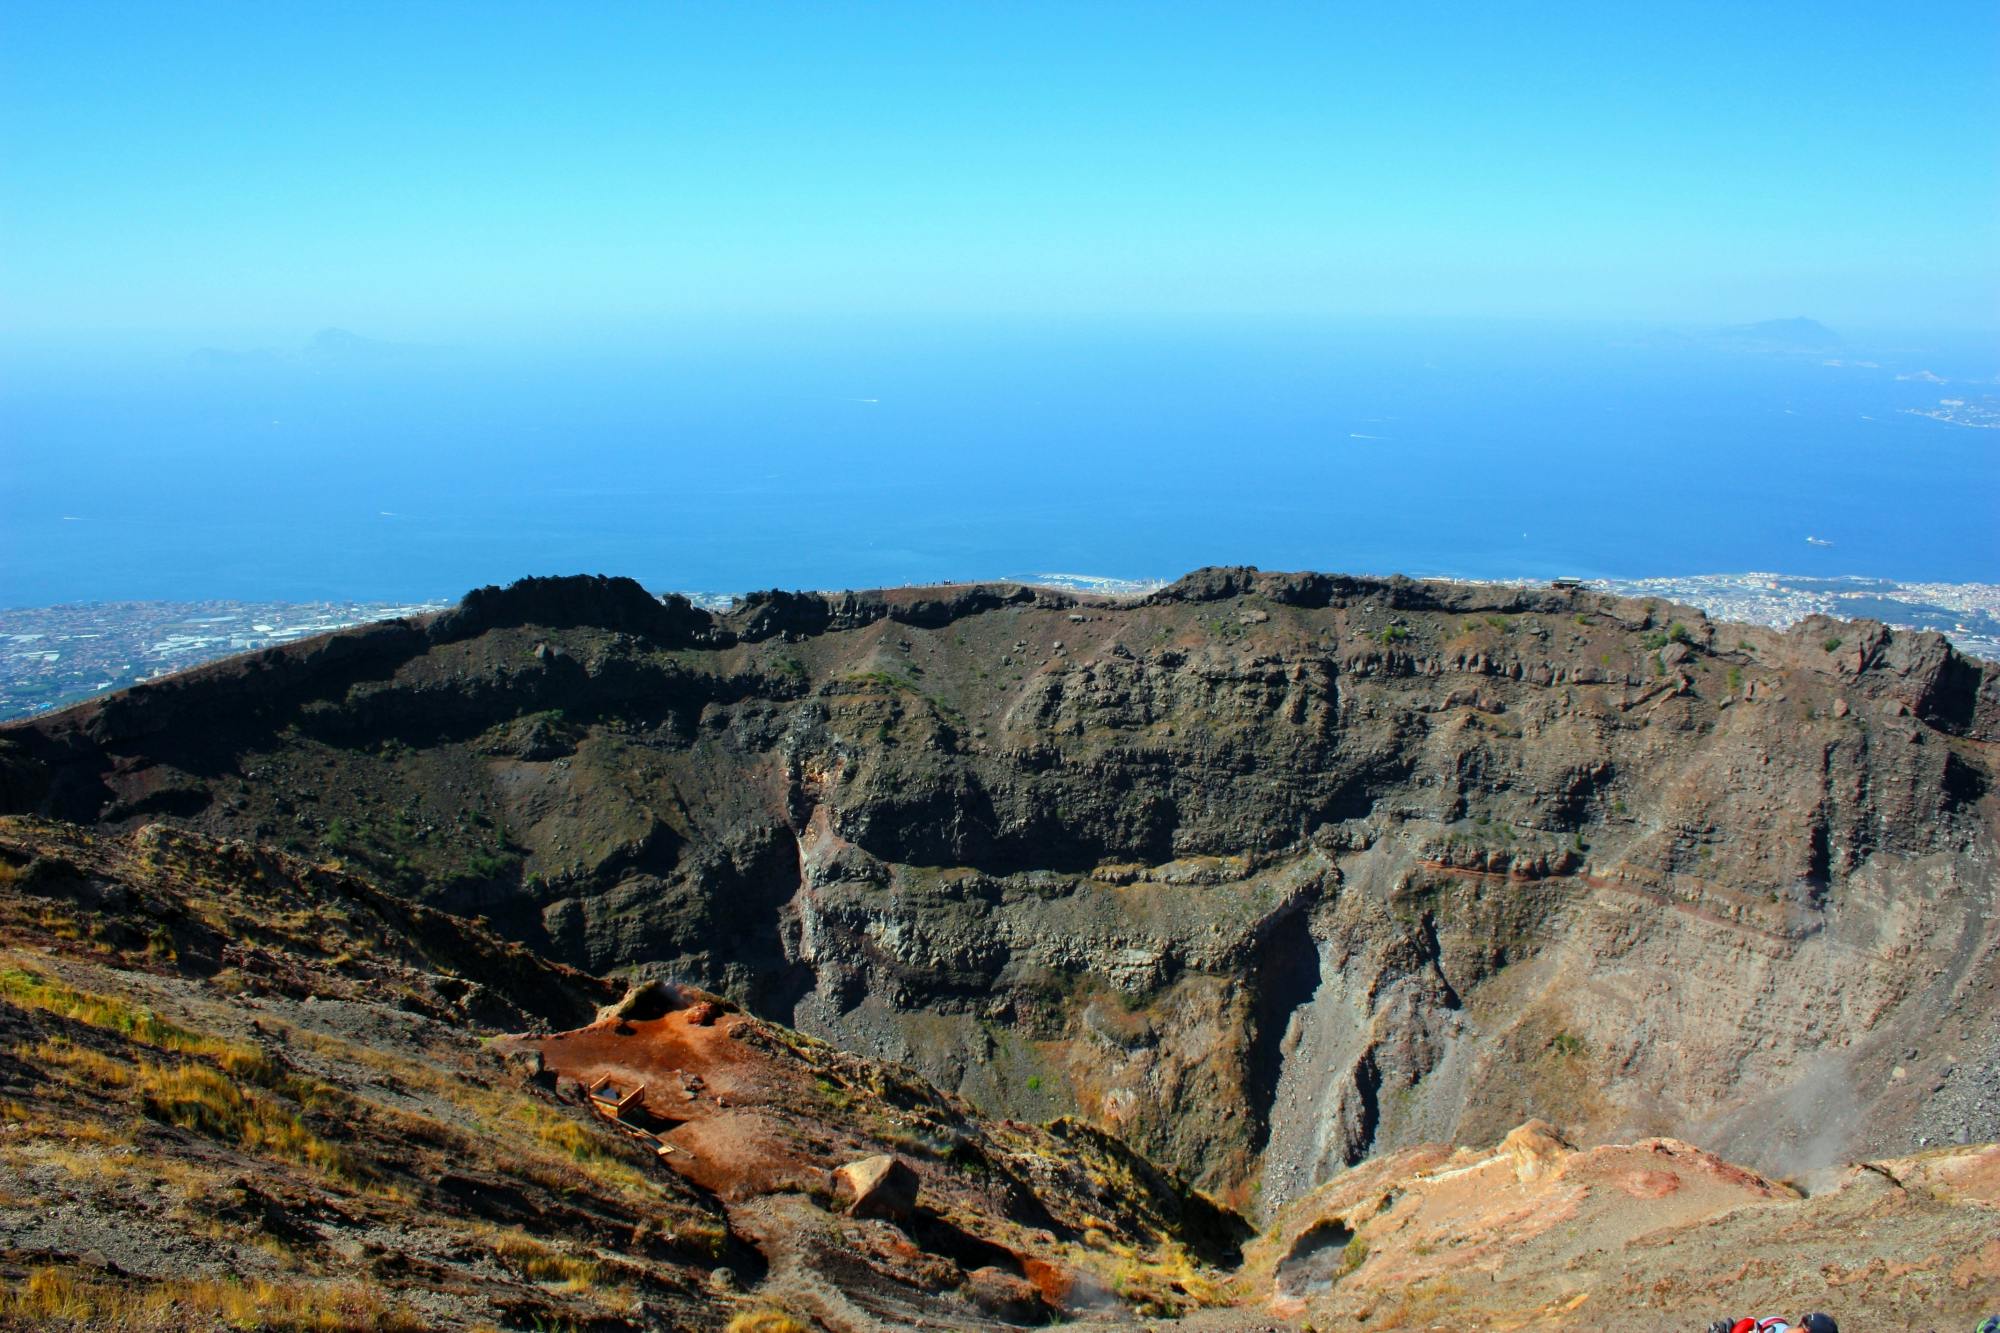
left=1242, top=1119, right=2000, bottom=1326
left=3, top=568, right=1996, bottom=1213
left=0, top=817, right=1241, bottom=1330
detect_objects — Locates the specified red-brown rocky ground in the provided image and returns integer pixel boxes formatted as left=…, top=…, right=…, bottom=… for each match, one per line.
left=5, top=569, right=1993, bottom=1213
left=2, top=816, right=1994, bottom=1331
left=505, top=982, right=1245, bottom=1327
left=4, top=569, right=1999, bottom=1330
left=0, top=817, right=1240, bottom=1331
left=1239, top=1120, right=2000, bottom=1329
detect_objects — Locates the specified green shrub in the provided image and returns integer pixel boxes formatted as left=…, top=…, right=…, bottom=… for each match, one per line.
left=463, top=851, right=514, bottom=880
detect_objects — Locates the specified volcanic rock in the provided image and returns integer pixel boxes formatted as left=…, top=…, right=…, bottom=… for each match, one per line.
left=2, top=566, right=1995, bottom=1217
left=834, top=1153, right=919, bottom=1221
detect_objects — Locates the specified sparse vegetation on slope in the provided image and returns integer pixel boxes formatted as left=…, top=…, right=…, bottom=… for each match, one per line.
left=1, top=567, right=1996, bottom=1327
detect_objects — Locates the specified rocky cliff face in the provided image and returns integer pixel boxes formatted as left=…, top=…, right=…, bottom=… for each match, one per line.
left=4, top=568, right=1996, bottom=1215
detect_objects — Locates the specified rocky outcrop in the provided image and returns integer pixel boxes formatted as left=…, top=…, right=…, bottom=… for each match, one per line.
left=0, top=816, right=1245, bottom=1331
left=832, top=1155, right=919, bottom=1221
left=2, top=568, right=1995, bottom=1216
left=1242, top=1122, right=2000, bottom=1327
left=729, top=581, right=1066, bottom=642
left=435, top=574, right=715, bottom=646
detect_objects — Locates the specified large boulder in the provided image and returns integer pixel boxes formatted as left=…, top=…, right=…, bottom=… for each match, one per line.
left=833, top=1154, right=918, bottom=1221
left=962, top=1265, right=1049, bottom=1322
left=596, top=979, right=679, bottom=1025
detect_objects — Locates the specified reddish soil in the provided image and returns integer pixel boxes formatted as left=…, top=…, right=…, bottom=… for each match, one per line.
left=1250, top=1126, right=2000, bottom=1328
left=524, top=1008, right=831, bottom=1201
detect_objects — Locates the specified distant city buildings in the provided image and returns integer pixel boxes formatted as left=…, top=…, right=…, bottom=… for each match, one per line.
left=1903, top=396, right=2000, bottom=430
left=1588, top=573, right=2000, bottom=661
left=3, top=573, right=1995, bottom=723
left=0, top=600, right=448, bottom=721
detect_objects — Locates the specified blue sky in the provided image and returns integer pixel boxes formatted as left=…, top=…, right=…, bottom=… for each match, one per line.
left=2, top=2, right=1995, bottom=339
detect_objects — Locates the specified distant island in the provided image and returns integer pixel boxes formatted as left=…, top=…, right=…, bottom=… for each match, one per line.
left=1715, top=316, right=1842, bottom=351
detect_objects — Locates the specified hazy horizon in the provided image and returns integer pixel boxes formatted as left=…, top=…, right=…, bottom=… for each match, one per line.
left=6, top=314, right=1996, bottom=607
left=3, top=5, right=1995, bottom=605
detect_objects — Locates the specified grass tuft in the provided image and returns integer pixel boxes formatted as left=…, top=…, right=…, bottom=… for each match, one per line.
left=487, top=1227, right=601, bottom=1289
left=137, top=1060, right=353, bottom=1180
left=726, top=1313, right=811, bottom=1333
left=0, top=1264, right=420, bottom=1331
left=0, top=966, right=275, bottom=1082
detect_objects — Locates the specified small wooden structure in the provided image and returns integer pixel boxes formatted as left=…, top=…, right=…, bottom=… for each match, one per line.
left=585, top=1074, right=679, bottom=1159
left=587, top=1075, right=648, bottom=1121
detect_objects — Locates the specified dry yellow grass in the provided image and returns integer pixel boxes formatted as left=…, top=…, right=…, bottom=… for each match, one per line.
left=481, top=1227, right=647, bottom=1313
left=1365, top=1274, right=1470, bottom=1328
left=0, top=1264, right=423, bottom=1330
left=725, top=1312, right=811, bottom=1333
left=0, top=1073, right=227, bottom=1198
left=17, top=1036, right=133, bottom=1088
left=284, top=1022, right=675, bottom=1205
left=1, top=958, right=722, bottom=1304
left=137, top=1060, right=353, bottom=1180
left=1107, top=1239, right=1226, bottom=1317
left=0, top=965, right=274, bottom=1082
left=18, top=1035, right=356, bottom=1184
left=486, top=1226, right=602, bottom=1287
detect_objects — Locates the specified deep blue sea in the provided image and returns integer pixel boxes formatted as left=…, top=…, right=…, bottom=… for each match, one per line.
left=3, top=318, right=1995, bottom=606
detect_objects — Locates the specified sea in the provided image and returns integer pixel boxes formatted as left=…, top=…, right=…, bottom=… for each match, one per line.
left=3, top=318, right=1995, bottom=607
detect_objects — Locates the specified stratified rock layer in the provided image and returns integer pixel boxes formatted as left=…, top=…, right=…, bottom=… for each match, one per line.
left=4, top=568, right=1996, bottom=1213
